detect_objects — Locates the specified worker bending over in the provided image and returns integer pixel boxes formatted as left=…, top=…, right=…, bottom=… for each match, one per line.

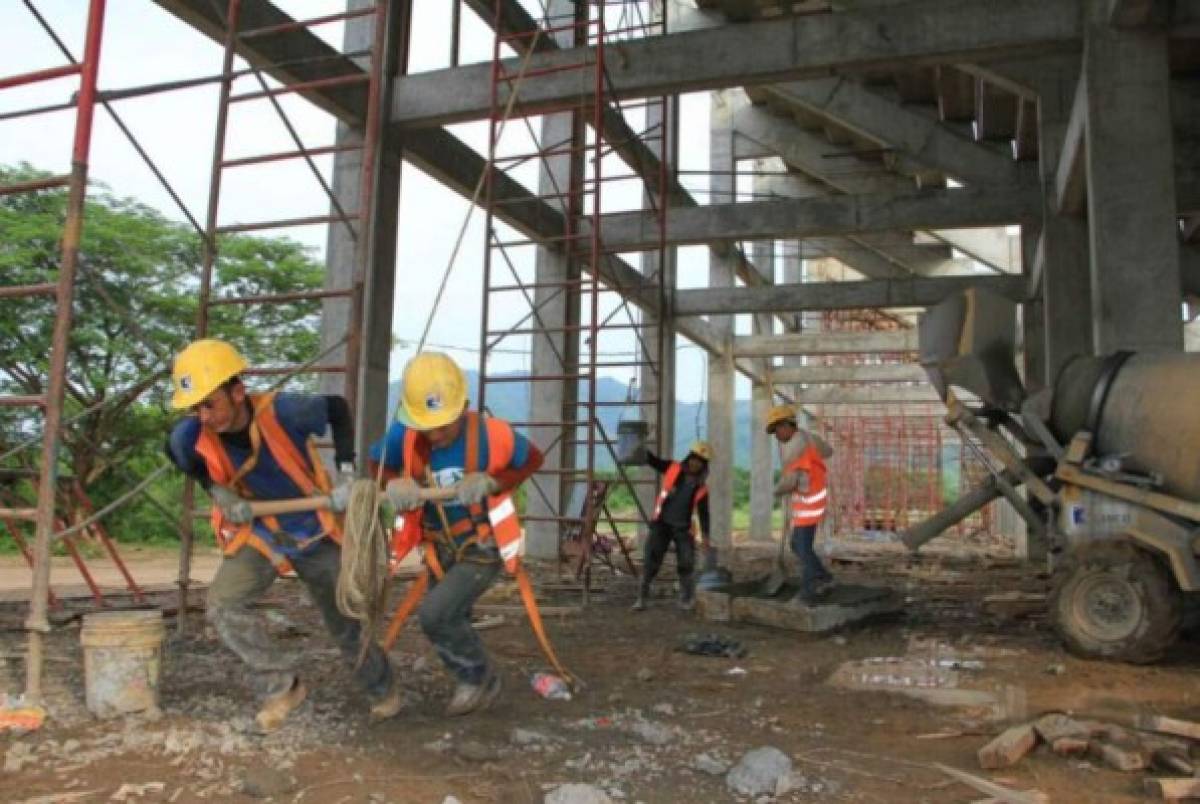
left=370, top=352, right=543, bottom=717
left=633, top=441, right=713, bottom=612
left=766, top=404, right=834, bottom=602
left=166, top=339, right=400, bottom=733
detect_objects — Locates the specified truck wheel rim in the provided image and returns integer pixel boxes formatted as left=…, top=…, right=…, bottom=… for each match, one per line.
left=1073, top=573, right=1141, bottom=643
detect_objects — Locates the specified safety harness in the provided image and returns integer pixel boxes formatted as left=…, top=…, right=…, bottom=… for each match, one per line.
left=194, top=392, right=341, bottom=573
left=381, top=413, right=576, bottom=687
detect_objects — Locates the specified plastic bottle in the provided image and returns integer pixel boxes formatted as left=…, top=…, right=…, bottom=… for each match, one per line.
left=530, top=672, right=572, bottom=701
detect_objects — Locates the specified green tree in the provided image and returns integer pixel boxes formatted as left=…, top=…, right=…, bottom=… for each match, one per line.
left=0, top=163, right=324, bottom=540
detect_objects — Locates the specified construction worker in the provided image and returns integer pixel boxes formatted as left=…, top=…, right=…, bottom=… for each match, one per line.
left=368, top=351, right=543, bottom=717
left=633, top=441, right=712, bottom=612
left=165, top=339, right=400, bottom=733
left=766, top=404, right=835, bottom=602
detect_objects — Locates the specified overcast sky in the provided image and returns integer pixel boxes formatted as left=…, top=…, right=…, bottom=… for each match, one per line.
left=0, top=1, right=756, bottom=417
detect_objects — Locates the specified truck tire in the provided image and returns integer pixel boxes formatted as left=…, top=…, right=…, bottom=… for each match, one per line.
left=1050, top=541, right=1182, bottom=664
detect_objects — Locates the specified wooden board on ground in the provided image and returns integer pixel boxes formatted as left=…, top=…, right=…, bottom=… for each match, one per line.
left=978, top=724, right=1038, bottom=769
left=1137, top=714, right=1200, bottom=741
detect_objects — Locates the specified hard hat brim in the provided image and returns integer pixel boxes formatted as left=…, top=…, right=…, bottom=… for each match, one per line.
left=398, top=399, right=466, bottom=431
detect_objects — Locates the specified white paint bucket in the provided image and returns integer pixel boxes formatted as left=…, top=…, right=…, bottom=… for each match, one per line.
left=80, top=609, right=165, bottom=718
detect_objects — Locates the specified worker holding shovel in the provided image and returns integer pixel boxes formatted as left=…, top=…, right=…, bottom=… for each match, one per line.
left=165, top=339, right=401, bottom=733
left=766, top=405, right=835, bottom=603
left=368, top=351, right=544, bottom=717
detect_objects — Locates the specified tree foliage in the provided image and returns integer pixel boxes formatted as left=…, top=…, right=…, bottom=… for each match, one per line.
left=0, top=163, right=325, bottom=539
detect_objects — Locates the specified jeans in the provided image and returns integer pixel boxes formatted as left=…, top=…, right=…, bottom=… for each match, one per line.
left=641, top=521, right=696, bottom=596
left=207, top=539, right=394, bottom=700
left=417, top=543, right=502, bottom=685
left=789, top=524, right=832, bottom=594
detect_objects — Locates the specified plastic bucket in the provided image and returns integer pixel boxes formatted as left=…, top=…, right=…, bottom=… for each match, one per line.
left=616, top=419, right=649, bottom=465
left=80, top=609, right=165, bottom=718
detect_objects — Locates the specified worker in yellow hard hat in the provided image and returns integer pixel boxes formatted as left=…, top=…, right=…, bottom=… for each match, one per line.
left=367, top=351, right=544, bottom=717
left=632, top=440, right=713, bottom=612
left=765, top=403, right=836, bottom=603
left=165, top=338, right=401, bottom=732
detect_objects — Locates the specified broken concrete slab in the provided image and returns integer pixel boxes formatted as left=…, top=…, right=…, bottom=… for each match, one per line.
left=701, top=583, right=900, bottom=634
left=978, top=723, right=1039, bottom=769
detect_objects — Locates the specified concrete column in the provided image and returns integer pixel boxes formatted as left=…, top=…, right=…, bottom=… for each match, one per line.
left=320, top=0, right=407, bottom=461
left=706, top=89, right=738, bottom=550
left=1083, top=15, right=1182, bottom=352
left=748, top=179, right=776, bottom=542
left=1037, top=64, right=1092, bottom=386
left=525, top=1, right=584, bottom=559
left=1019, top=222, right=1046, bottom=392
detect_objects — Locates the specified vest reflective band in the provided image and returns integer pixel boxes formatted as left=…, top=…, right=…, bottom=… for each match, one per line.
left=652, top=462, right=709, bottom=529
left=395, top=412, right=524, bottom=574
left=786, top=442, right=828, bottom=527
left=193, top=392, right=341, bottom=573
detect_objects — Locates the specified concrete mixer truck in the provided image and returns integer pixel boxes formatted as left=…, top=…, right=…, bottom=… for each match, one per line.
left=906, top=289, right=1200, bottom=664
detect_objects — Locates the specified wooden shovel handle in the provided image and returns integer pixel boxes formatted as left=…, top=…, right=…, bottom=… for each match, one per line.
left=247, top=484, right=459, bottom=517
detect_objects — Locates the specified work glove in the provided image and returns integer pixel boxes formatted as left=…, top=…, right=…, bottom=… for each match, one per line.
left=773, top=471, right=810, bottom=498
left=329, top=467, right=356, bottom=513
left=210, top=485, right=253, bottom=524
left=456, top=472, right=499, bottom=507
left=385, top=477, right=424, bottom=513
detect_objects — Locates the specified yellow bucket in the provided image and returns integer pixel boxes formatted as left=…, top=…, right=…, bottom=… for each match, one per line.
left=80, top=609, right=165, bottom=718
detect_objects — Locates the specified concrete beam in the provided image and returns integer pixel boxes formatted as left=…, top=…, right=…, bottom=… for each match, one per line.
left=677, top=275, right=1027, bottom=316
left=761, top=78, right=1025, bottom=186
left=771, top=364, right=926, bottom=384
left=391, top=0, right=1082, bottom=128
left=793, top=386, right=941, bottom=405
left=1054, top=76, right=1088, bottom=215
left=734, top=330, right=918, bottom=356
left=1108, top=0, right=1171, bottom=27
left=596, top=187, right=1040, bottom=252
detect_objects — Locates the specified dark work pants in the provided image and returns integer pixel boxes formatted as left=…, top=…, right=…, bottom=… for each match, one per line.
left=206, top=539, right=393, bottom=700
left=417, top=543, right=502, bottom=685
left=641, top=521, right=696, bottom=594
left=789, top=524, right=832, bottom=594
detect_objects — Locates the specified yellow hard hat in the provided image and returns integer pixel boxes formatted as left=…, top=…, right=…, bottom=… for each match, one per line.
left=171, top=338, right=248, bottom=410
left=765, top=404, right=797, bottom=434
left=399, top=351, right=468, bottom=431
left=688, top=440, right=713, bottom=462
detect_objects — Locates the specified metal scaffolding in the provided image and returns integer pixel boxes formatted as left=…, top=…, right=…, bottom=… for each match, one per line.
left=478, top=1, right=669, bottom=581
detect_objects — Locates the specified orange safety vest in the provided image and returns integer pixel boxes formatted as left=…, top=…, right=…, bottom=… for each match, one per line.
left=391, top=412, right=524, bottom=574
left=653, top=461, right=709, bottom=532
left=193, top=392, right=342, bottom=573
left=785, top=441, right=828, bottom=527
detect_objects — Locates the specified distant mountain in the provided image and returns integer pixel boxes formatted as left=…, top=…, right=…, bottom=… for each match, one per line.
left=385, top=371, right=754, bottom=468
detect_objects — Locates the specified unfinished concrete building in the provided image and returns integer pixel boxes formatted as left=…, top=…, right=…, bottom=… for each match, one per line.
left=3, top=1, right=1200, bottom=797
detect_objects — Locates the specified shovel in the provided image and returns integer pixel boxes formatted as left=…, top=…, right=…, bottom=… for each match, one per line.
left=761, top=497, right=791, bottom=597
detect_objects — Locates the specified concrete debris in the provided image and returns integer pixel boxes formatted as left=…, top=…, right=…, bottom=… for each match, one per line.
left=692, top=752, right=729, bottom=776
left=1032, top=714, right=1089, bottom=743
left=544, top=783, right=614, bottom=804
left=456, top=739, right=501, bottom=762
left=977, top=723, right=1038, bottom=769
left=441, top=797, right=463, bottom=804
left=238, top=767, right=297, bottom=798
left=725, top=746, right=792, bottom=797
left=1050, top=737, right=1090, bottom=757
left=628, top=719, right=673, bottom=746
left=650, top=702, right=675, bottom=717
left=110, top=782, right=165, bottom=801
left=634, top=668, right=654, bottom=683
left=511, top=727, right=554, bottom=746
left=1091, top=742, right=1147, bottom=773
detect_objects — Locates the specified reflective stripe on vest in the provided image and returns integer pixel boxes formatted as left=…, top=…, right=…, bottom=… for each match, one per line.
left=398, top=412, right=524, bottom=573
left=192, top=392, right=341, bottom=572
left=785, top=442, right=828, bottom=527
left=652, top=461, right=708, bottom=528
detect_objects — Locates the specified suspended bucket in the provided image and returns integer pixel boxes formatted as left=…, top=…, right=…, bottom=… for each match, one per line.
left=616, top=419, right=649, bottom=466
left=80, top=609, right=165, bottom=718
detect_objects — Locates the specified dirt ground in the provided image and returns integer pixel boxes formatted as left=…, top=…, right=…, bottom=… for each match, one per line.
left=2, top=540, right=1200, bottom=804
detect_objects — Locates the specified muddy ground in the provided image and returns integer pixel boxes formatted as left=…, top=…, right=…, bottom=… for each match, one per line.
left=2, top=540, right=1200, bottom=804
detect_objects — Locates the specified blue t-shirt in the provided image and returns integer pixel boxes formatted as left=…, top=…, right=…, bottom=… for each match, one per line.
left=168, top=394, right=332, bottom=556
left=369, top=416, right=531, bottom=541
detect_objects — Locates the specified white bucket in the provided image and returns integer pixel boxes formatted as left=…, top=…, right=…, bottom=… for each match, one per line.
left=80, top=609, right=165, bottom=718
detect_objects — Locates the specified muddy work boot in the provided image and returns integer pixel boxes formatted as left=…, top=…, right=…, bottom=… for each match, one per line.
left=678, top=576, right=696, bottom=611
left=368, top=678, right=404, bottom=724
left=255, top=677, right=308, bottom=734
left=445, top=671, right=502, bottom=717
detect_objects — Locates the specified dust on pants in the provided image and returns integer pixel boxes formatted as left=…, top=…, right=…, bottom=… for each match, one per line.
left=417, top=543, right=502, bottom=685
left=206, top=539, right=393, bottom=699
